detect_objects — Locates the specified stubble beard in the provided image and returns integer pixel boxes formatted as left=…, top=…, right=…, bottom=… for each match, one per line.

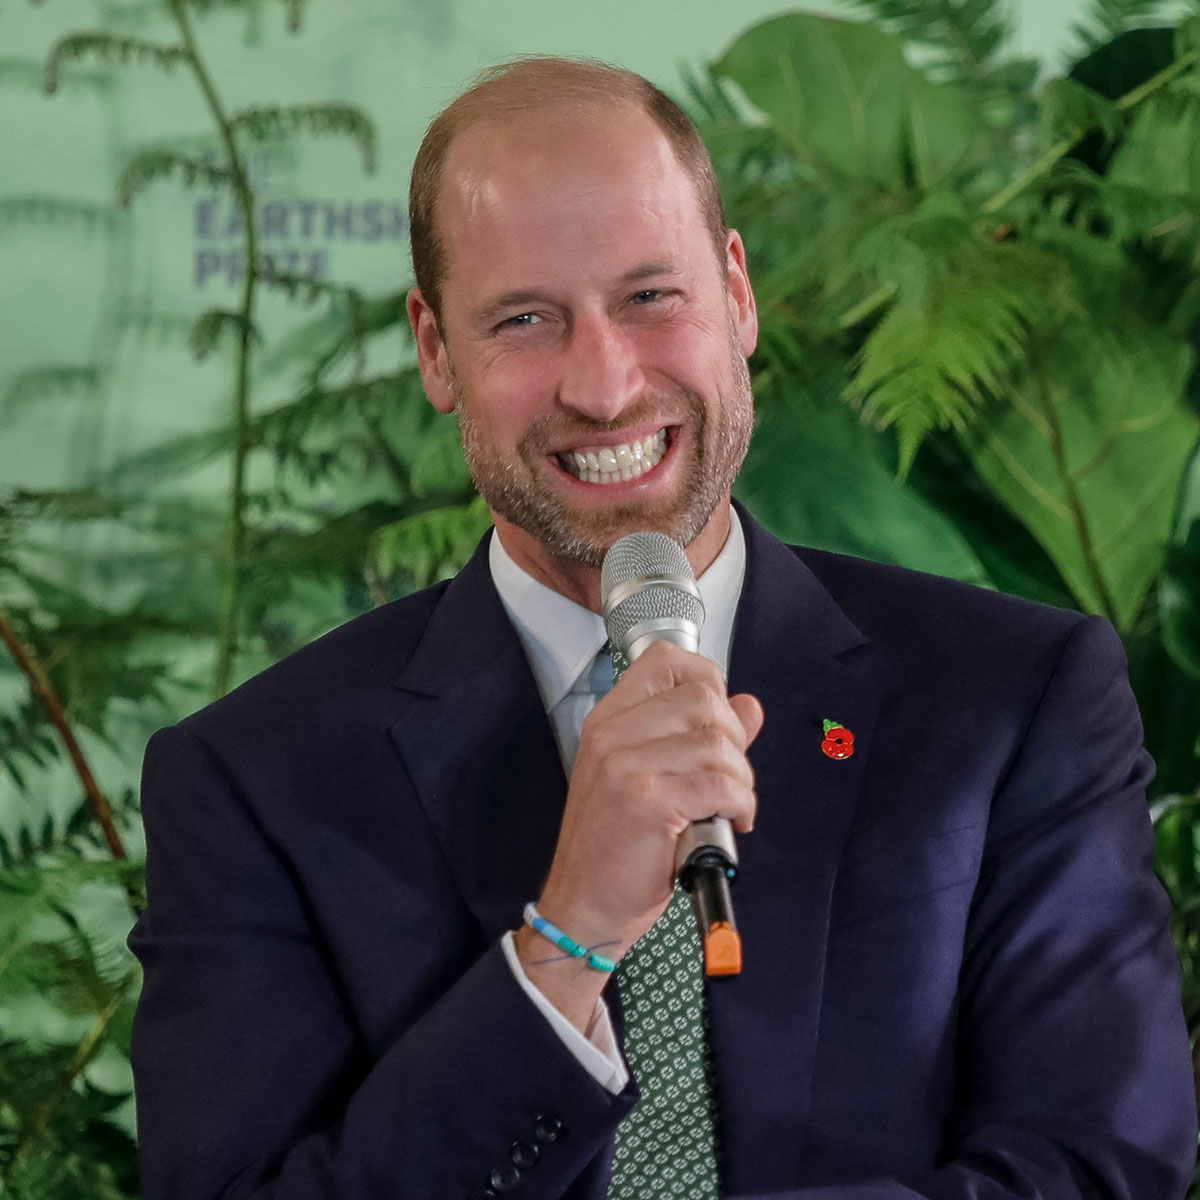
left=451, top=327, right=754, bottom=567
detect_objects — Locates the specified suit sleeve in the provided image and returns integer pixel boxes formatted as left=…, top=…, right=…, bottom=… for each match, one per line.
left=128, top=724, right=635, bottom=1200
left=731, top=615, right=1197, bottom=1199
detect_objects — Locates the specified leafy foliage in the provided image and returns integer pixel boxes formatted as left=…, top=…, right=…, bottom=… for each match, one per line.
left=43, top=33, right=188, bottom=94
left=115, top=148, right=235, bottom=207
left=7, top=0, right=1200, bottom=1191
left=230, top=102, right=378, bottom=172
left=188, top=308, right=262, bottom=361
left=2, top=367, right=106, bottom=419
left=1072, top=0, right=1182, bottom=54
left=708, top=7, right=1200, bottom=1163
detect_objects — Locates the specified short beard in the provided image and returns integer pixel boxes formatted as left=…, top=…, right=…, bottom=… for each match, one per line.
left=452, top=325, right=753, bottom=567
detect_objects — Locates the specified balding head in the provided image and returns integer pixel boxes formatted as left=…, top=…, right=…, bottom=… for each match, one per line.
left=408, top=56, right=727, bottom=323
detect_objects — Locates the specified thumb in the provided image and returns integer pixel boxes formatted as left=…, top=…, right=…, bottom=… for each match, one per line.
left=729, top=692, right=765, bottom=748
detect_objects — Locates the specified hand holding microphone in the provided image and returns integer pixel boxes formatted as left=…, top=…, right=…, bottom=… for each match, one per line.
left=602, top=532, right=753, bottom=976
left=526, top=533, right=762, bottom=991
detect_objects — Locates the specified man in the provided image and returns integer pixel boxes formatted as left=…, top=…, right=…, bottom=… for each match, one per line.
left=129, top=57, right=1196, bottom=1200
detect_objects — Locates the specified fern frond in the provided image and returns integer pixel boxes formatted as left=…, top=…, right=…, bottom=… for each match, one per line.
left=1071, top=0, right=1177, bottom=55
left=369, top=497, right=494, bottom=591
left=258, top=263, right=361, bottom=307
left=183, top=0, right=306, bottom=33
left=836, top=0, right=1015, bottom=82
left=230, top=102, right=376, bottom=172
left=115, top=148, right=234, bottom=207
left=113, top=304, right=197, bottom=345
left=94, top=425, right=234, bottom=491
left=0, top=701, right=58, bottom=796
left=1, top=366, right=105, bottom=418
left=1040, top=77, right=1125, bottom=144
left=43, top=32, right=187, bottom=95
left=188, top=308, right=263, bottom=361
left=0, top=197, right=119, bottom=235
left=846, top=206, right=1057, bottom=474
left=1, top=489, right=129, bottom=525
left=0, top=55, right=113, bottom=95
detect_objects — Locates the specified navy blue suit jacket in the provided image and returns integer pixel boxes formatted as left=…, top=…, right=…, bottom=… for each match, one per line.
left=129, top=510, right=1196, bottom=1199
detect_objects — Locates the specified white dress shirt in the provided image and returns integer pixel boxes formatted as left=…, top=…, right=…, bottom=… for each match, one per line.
left=489, top=510, right=747, bottom=1094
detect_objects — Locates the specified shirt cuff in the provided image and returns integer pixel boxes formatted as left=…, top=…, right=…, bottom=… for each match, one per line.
left=501, top=930, right=629, bottom=1095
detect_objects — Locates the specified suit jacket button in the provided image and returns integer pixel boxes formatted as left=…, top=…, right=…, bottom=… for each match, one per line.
left=533, top=1114, right=564, bottom=1144
left=510, top=1139, right=538, bottom=1168
left=489, top=1164, right=520, bottom=1193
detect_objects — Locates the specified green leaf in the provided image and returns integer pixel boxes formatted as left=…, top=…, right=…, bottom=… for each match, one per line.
left=844, top=201, right=1056, bottom=473
left=713, top=12, right=971, bottom=188
left=1070, top=0, right=1177, bottom=56
left=230, top=103, right=377, bottom=173
left=735, top=365, right=989, bottom=583
left=409, top=432, right=472, bottom=499
left=43, top=31, right=187, bottom=94
left=116, top=149, right=234, bottom=207
left=1163, top=435, right=1200, bottom=680
left=1, top=367, right=105, bottom=419
left=1176, top=14, right=1200, bottom=60
left=963, top=319, right=1199, bottom=631
left=188, top=309, right=261, bottom=361
left=1040, top=77, right=1123, bottom=145
left=369, top=498, right=493, bottom=590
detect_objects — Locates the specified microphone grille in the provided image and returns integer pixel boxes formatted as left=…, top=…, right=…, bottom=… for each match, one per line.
left=601, top=531, right=704, bottom=655
left=601, top=530, right=692, bottom=593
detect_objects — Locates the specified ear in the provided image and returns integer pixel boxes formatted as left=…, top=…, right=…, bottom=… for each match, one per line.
left=407, top=286, right=456, bottom=414
left=724, top=229, right=758, bottom=359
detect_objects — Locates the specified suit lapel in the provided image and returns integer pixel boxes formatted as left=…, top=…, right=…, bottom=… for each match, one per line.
left=710, top=511, right=881, bottom=1195
left=389, top=537, right=567, bottom=943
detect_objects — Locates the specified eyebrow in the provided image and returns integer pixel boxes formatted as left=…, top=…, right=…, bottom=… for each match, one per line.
left=470, top=262, right=687, bottom=327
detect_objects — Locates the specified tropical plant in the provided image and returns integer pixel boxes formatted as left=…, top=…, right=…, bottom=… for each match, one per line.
left=0, top=2, right=479, bottom=1195
left=5, top=0, right=1200, bottom=1193
left=696, top=0, right=1200, bottom=1159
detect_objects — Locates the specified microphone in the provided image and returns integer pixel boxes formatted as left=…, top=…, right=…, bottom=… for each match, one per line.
left=600, top=531, right=742, bottom=978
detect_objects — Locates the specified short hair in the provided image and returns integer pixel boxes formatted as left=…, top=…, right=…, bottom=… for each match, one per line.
left=408, top=56, right=728, bottom=324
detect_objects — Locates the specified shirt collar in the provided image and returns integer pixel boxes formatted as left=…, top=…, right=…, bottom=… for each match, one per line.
left=489, top=508, right=747, bottom=711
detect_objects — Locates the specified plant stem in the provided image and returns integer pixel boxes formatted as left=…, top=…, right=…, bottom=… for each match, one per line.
left=169, top=0, right=258, bottom=699
left=1030, top=366, right=1121, bottom=628
left=982, top=45, right=1200, bottom=216
left=0, top=610, right=129, bottom=863
left=837, top=282, right=897, bottom=329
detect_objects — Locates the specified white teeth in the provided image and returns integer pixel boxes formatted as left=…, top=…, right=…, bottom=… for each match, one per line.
left=559, top=428, right=669, bottom=483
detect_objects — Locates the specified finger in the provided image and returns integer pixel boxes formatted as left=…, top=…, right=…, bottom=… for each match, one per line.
left=591, top=679, right=749, bottom=753
left=602, top=640, right=728, bottom=712
left=648, top=769, right=757, bottom=835
left=729, top=693, right=765, bottom=747
left=595, top=725, right=757, bottom=793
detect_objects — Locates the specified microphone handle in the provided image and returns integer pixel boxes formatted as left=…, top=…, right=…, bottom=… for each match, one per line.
left=675, top=816, right=742, bottom=977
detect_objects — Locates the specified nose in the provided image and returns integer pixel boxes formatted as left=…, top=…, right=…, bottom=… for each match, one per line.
left=556, top=311, right=643, bottom=423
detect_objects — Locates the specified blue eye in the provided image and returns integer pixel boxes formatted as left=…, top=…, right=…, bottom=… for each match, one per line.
left=502, top=312, right=540, bottom=328
left=631, top=290, right=662, bottom=304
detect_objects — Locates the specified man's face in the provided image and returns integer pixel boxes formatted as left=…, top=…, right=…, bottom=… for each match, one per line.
left=410, top=104, right=758, bottom=575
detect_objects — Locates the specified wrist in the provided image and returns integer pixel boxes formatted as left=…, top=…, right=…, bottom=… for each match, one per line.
left=513, top=925, right=611, bottom=1036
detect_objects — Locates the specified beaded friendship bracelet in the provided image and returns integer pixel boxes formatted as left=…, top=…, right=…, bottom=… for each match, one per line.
left=522, top=902, right=617, bottom=972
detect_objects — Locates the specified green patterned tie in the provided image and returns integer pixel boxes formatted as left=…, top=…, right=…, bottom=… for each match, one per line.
left=595, top=644, right=720, bottom=1200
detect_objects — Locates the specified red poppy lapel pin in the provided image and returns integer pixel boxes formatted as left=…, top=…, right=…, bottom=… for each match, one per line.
left=821, top=719, right=854, bottom=760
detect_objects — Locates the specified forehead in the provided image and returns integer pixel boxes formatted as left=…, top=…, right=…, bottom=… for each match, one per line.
left=435, top=105, right=713, bottom=304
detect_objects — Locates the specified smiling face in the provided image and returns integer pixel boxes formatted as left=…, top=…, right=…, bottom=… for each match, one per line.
left=408, top=102, right=758, bottom=606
